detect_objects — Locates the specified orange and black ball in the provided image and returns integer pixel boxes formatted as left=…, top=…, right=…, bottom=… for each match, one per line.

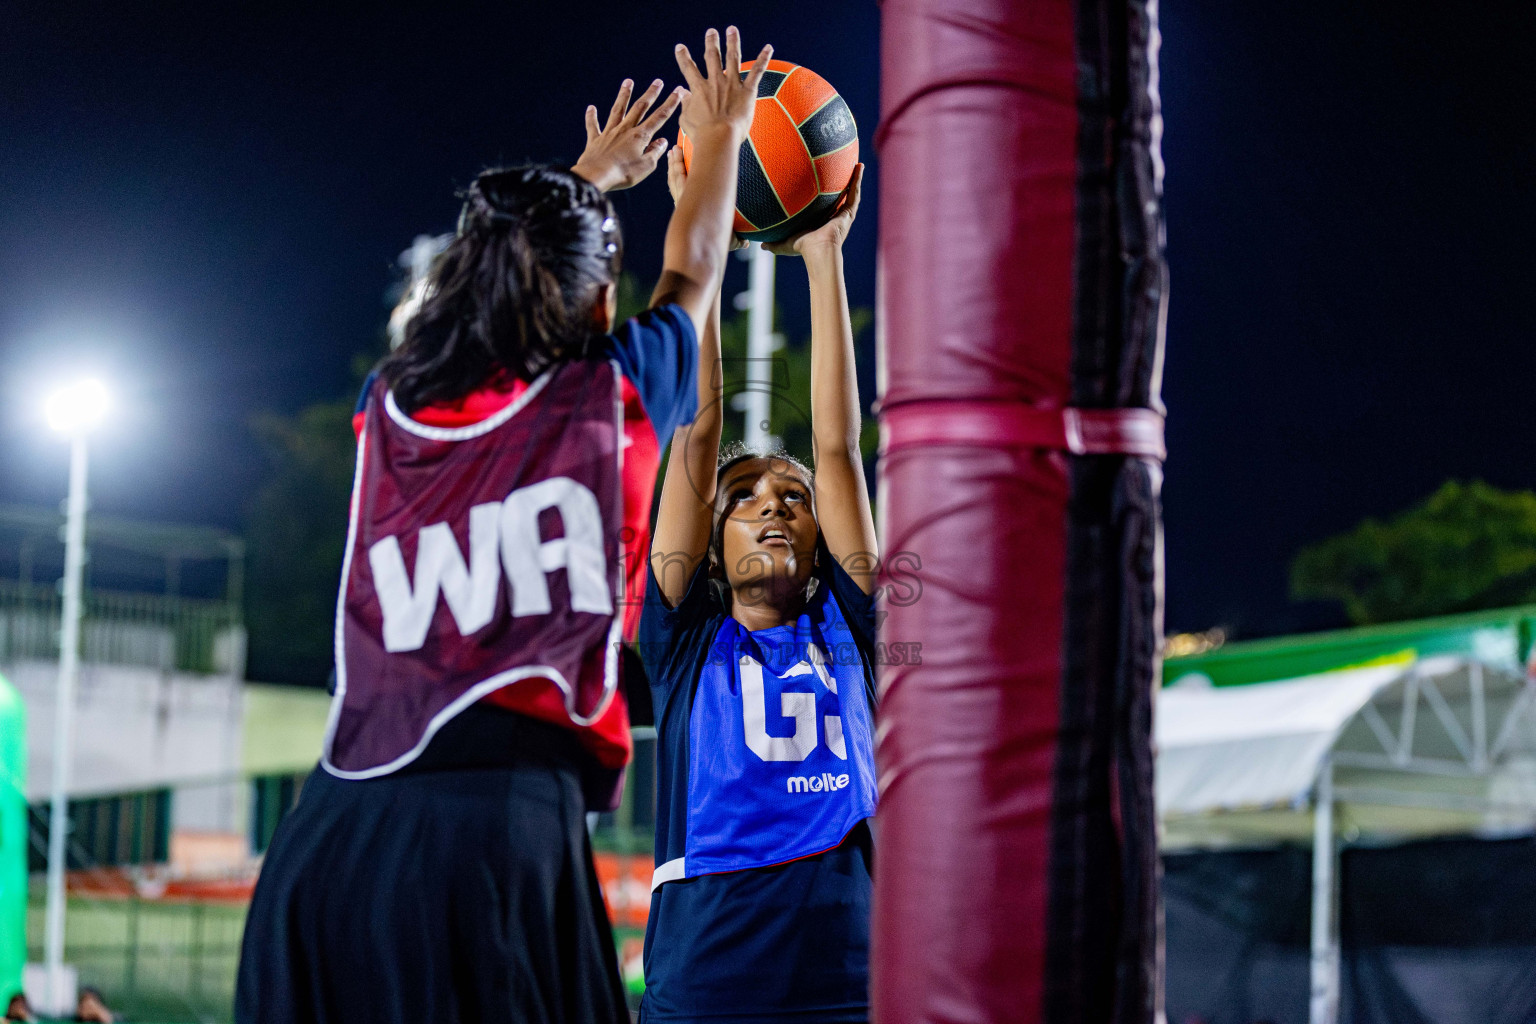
left=682, top=60, right=859, bottom=244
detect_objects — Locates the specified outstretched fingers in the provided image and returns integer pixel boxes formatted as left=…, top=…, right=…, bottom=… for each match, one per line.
left=675, top=29, right=767, bottom=141
left=638, top=86, right=685, bottom=136
left=703, top=28, right=723, bottom=77
left=622, top=79, right=665, bottom=128
left=606, top=79, right=634, bottom=131
left=674, top=43, right=704, bottom=90
left=724, top=25, right=742, bottom=77
left=742, top=44, right=773, bottom=94
left=839, top=164, right=864, bottom=219
left=666, top=146, right=686, bottom=204
left=584, top=105, right=601, bottom=143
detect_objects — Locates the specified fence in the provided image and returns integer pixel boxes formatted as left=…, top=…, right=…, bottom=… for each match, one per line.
left=0, top=580, right=243, bottom=676
left=23, top=774, right=256, bottom=1024
left=17, top=739, right=660, bottom=1021
left=26, top=893, right=245, bottom=1024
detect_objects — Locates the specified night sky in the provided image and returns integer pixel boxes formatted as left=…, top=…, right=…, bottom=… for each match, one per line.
left=1, top=2, right=1531, bottom=641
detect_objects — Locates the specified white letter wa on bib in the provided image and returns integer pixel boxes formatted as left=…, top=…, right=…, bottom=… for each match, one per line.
left=368, top=477, right=612, bottom=654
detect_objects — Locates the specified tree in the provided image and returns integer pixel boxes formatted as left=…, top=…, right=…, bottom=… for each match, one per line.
left=1291, top=480, right=1536, bottom=625
left=245, top=395, right=359, bottom=685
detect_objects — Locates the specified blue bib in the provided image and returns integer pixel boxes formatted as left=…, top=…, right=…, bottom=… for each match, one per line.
left=668, top=587, right=877, bottom=883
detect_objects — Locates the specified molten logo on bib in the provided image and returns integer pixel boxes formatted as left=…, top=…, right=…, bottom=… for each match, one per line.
left=787, top=772, right=851, bottom=794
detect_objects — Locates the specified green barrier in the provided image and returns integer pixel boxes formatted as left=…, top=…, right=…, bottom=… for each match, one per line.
left=0, top=673, right=26, bottom=997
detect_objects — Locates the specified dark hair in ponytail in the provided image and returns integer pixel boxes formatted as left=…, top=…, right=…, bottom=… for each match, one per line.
left=380, top=164, right=623, bottom=412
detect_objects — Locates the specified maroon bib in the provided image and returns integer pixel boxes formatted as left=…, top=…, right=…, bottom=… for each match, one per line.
left=325, top=363, right=624, bottom=777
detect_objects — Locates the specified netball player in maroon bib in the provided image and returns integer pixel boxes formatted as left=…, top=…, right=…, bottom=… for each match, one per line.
left=236, top=31, right=775, bottom=1024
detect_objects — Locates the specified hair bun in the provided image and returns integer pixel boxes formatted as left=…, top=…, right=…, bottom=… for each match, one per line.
left=460, top=166, right=606, bottom=239
left=383, top=162, right=622, bottom=413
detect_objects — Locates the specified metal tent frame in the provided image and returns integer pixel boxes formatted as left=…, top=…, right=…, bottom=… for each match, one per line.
left=1309, top=659, right=1536, bottom=1023
left=1157, top=657, right=1536, bottom=1024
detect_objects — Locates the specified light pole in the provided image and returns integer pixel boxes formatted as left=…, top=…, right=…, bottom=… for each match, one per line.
left=41, top=378, right=109, bottom=1014
left=734, top=243, right=781, bottom=449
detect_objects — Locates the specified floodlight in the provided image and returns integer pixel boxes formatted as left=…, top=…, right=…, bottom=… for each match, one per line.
left=44, top=379, right=111, bottom=435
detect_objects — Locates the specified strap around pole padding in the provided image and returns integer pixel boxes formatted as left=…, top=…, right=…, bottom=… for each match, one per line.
left=880, top=402, right=1166, bottom=460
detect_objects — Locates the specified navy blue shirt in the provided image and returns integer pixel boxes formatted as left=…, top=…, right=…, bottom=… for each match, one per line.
left=638, top=558, right=877, bottom=1023
left=603, top=303, right=699, bottom=442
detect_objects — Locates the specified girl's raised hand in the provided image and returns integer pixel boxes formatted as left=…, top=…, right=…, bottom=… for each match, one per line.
left=665, top=145, right=687, bottom=205
left=666, top=146, right=748, bottom=249
left=675, top=27, right=770, bottom=143
left=572, top=78, right=684, bottom=192
left=763, top=163, right=864, bottom=257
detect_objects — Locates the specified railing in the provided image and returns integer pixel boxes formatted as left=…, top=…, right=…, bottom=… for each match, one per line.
left=26, top=893, right=244, bottom=1024
left=13, top=737, right=660, bottom=1020
left=0, top=580, right=243, bottom=676
left=22, top=774, right=255, bottom=1024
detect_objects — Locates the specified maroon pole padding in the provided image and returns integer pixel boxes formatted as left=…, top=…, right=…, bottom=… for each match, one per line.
left=874, top=1, right=1077, bottom=1020
left=874, top=0, right=1166, bottom=1021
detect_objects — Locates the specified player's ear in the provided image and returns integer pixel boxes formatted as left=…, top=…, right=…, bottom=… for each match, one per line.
left=592, top=281, right=618, bottom=333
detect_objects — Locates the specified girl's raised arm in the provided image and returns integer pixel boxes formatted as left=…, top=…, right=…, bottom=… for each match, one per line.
left=650, top=148, right=731, bottom=607
left=647, top=28, right=768, bottom=606
left=650, top=28, right=770, bottom=336
left=651, top=303, right=723, bottom=603
left=767, top=165, right=877, bottom=591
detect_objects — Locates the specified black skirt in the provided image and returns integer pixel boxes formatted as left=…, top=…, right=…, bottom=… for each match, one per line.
left=235, top=707, right=628, bottom=1024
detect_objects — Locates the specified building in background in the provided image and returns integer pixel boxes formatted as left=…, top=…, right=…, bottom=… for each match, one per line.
left=0, top=502, right=669, bottom=1017
left=0, top=505, right=330, bottom=1020
left=0, top=505, right=248, bottom=872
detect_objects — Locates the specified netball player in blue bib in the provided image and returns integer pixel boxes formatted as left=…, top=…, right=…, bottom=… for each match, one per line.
left=640, top=152, right=875, bottom=1022
left=236, top=31, right=774, bottom=1024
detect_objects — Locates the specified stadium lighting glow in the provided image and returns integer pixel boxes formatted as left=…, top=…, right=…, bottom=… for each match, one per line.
left=44, top=378, right=111, bottom=435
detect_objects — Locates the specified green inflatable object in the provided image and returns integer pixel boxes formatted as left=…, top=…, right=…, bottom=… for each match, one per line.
left=0, top=674, right=25, bottom=997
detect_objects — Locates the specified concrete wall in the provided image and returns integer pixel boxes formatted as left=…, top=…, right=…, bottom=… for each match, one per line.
left=5, top=659, right=331, bottom=870
left=5, top=660, right=242, bottom=835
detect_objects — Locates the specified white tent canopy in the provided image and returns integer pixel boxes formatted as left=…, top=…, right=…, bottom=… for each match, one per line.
left=1159, top=662, right=1404, bottom=817
left=1158, top=656, right=1536, bottom=848
left=1155, top=656, right=1536, bottom=1024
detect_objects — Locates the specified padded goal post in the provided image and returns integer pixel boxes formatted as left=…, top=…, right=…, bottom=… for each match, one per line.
left=874, top=1, right=1167, bottom=1022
